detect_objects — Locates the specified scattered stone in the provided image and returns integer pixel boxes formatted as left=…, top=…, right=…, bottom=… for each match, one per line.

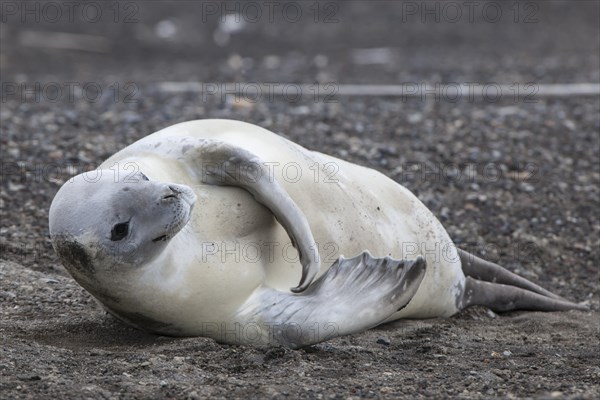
left=376, top=336, right=391, bottom=346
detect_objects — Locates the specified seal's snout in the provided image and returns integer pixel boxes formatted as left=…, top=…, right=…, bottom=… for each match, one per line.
left=159, top=184, right=197, bottom=207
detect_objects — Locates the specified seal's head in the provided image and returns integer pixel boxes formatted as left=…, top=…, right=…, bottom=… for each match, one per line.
left=49, top=168, right=196, bottom=292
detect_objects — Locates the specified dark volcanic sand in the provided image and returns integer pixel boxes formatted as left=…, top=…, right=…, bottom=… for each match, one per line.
left=1, top=1, right=599, bottom=398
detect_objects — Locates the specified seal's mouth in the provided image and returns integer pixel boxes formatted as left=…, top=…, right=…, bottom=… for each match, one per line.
left=152, top=206, right=193, bottom=242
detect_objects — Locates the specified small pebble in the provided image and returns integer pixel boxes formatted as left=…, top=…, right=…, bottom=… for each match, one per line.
left=376, top=336, right=391, bottom=346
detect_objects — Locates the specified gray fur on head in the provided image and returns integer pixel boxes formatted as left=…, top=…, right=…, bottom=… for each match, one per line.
left=49, top=168, right=196, bottom=276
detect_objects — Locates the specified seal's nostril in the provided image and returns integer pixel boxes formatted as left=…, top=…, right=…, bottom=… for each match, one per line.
left=163, top=186, right=179, bottom=200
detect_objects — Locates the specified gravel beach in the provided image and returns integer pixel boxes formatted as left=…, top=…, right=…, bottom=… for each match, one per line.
left=1, top=1, right=599, bottom=398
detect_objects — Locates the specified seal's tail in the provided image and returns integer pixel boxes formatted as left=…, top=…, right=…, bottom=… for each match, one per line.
left=457, top=248, right=588, bottom=312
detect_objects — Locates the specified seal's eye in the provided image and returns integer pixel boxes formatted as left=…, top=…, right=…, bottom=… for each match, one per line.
left=111, top=222, right=129, bottom=241
left=139, top=172, right=149, bottom=181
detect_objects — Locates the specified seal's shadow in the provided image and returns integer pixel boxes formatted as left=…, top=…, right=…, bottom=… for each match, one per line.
left=25, top=314, right=179, bottom=351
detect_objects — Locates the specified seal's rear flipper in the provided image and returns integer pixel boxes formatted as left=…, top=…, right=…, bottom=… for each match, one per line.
left=236, top=251, right=427, bottom=348
left=459, top=277, right=589, bottom=312
left=458, top=248, right=564, bottom=300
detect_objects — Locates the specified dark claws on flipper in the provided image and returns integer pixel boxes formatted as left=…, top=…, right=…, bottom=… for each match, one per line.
left=290, top=262, right=319, bottom=293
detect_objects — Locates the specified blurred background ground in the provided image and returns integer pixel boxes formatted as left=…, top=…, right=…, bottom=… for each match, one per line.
left=1, top=1, right=599, bottom=398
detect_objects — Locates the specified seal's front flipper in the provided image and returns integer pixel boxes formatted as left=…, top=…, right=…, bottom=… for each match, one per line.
left=141, top=137, right=320, bottom=292
left=236, top=251, right=427, bottom=348
left=196, top=140, right=320, bottom=292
